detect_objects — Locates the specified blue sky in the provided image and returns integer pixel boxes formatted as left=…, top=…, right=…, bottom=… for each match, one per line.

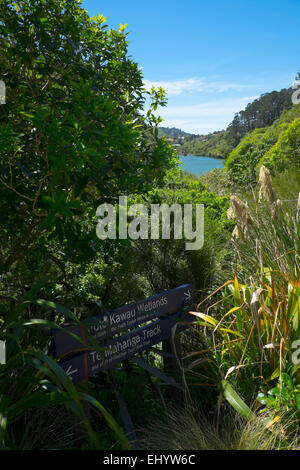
left=82, top=0, right=300, bottom=134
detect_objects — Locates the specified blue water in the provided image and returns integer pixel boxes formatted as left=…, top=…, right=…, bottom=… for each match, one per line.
left=179, top=155, right=224, bottom=176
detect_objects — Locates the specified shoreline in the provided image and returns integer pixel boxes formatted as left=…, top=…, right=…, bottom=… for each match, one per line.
left=179, top=154, right=226, bottom=161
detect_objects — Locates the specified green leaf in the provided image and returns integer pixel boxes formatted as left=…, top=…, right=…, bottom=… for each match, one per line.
left=8, top=391, right=71, bottom=421
left=35, top=300, right=79, bottom=322
left=78, top=392, right=131, bottom=450
left=222, top=380, right=255, bottom=420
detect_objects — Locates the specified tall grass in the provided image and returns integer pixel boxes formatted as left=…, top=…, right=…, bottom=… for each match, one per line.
left=186, top=271, right=300, bottom=401
left=138, top=405, right=300, bottom=450
left=0, top=287, right=131, bottom=450
left=227, top=166, right=300, bottom=283
left=182, top=168, right=300, bottom=425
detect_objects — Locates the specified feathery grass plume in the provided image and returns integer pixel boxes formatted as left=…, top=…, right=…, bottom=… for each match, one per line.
left=258, top=166, right=282, bottom=221
left=229, top=195, right=251, bottom=240
left=258, top=165, right=277, bottom=205
left=232, top=225, right=243, bottom=239
left=137, top=405, right=300, bottom=450
left=225, top=185, right=300, bottom=282
left=227, top=205, right=235, bottom=220
left=271, top=198, right=282, bottom=221
left=238, top=410, right=300, bottom=450
left=137, top=405, right=239, bottom=450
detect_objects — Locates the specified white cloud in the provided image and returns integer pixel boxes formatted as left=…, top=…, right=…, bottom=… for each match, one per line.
left=144, top=78, right=205, bottom=96
left=144, top=77, right=249, bottom=96
left=156, top=96, right=258, bottom=134
left=143, top=75, right=258, bottom=133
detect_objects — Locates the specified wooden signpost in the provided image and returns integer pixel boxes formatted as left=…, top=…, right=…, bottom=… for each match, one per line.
left=50, top=284, right=193, bottom=385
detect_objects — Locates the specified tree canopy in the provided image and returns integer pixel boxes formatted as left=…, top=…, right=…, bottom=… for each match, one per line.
left=225, top=88, right=293, bottom=147
left=0, top=0, right=176, bottom=303
left=225, top=103, right=300, bottom=185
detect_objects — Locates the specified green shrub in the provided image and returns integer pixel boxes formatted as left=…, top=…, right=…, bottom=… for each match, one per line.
left=225, top=104, right=300, bottom=186
left=259, top=118, right=300, bottom=173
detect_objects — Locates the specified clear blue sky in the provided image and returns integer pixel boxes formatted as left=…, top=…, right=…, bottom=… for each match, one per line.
left=82, top=0, right=300, bottom=134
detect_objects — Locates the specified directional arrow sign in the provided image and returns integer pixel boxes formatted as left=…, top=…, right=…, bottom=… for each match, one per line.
left=65, top=365, right=78, bottom=380
left=58, top=312, right=191, bottom=385
left=60, top=353, right=85, bottom=383
left=183, top=289, right=192, bottom=302
left=51, top=284, right=192, bottom=358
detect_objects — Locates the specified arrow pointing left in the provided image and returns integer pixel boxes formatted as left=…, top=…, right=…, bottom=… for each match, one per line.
left=65, top=365, right=78, bottom=381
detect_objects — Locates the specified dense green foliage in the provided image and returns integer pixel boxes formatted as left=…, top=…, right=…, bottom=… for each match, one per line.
left=85, top=169, right=232, bottom=312
left=0, top=0, right=176, bottom=307
left=0, top=0, right=178, bottom=450
left=225, top=103, right=300, bottom=186
left=260, top=117, right=300, bottom=172
left=130, top=170, right=232, bottom=295
left=199, top=167, right=235, bottom=196
left=226, top=88, right=293, bottom=147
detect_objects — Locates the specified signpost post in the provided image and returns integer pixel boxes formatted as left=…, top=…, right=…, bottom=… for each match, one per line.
left=49, top=284, right=193, bottom=446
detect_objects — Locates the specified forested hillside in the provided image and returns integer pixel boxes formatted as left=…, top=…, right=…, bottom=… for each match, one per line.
left=179, top=130, right=232, bottom=158
left=225, top=87, right=293, bottom=147
left=225, top=103, right=300, bottom=185
left=157, top=126, right=194, bottom=141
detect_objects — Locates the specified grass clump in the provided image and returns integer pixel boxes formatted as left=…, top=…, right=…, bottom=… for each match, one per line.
left=138, top=405, right=300, bottom=450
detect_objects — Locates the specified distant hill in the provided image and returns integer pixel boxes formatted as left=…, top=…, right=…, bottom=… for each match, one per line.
left=179, top=130, right=232, bottom=159
left=157, top=127, right=195, bottom=140
left=179, top=87, right=294, bottom=158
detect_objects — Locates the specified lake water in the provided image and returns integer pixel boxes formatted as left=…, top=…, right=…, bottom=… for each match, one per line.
left=179, top=155, right=224, bottom=177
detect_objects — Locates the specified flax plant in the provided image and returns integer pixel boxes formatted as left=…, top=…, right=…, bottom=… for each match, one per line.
left=184, top=168, right=300, bottom=419
left=185, top=271, right=300, bottom=414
